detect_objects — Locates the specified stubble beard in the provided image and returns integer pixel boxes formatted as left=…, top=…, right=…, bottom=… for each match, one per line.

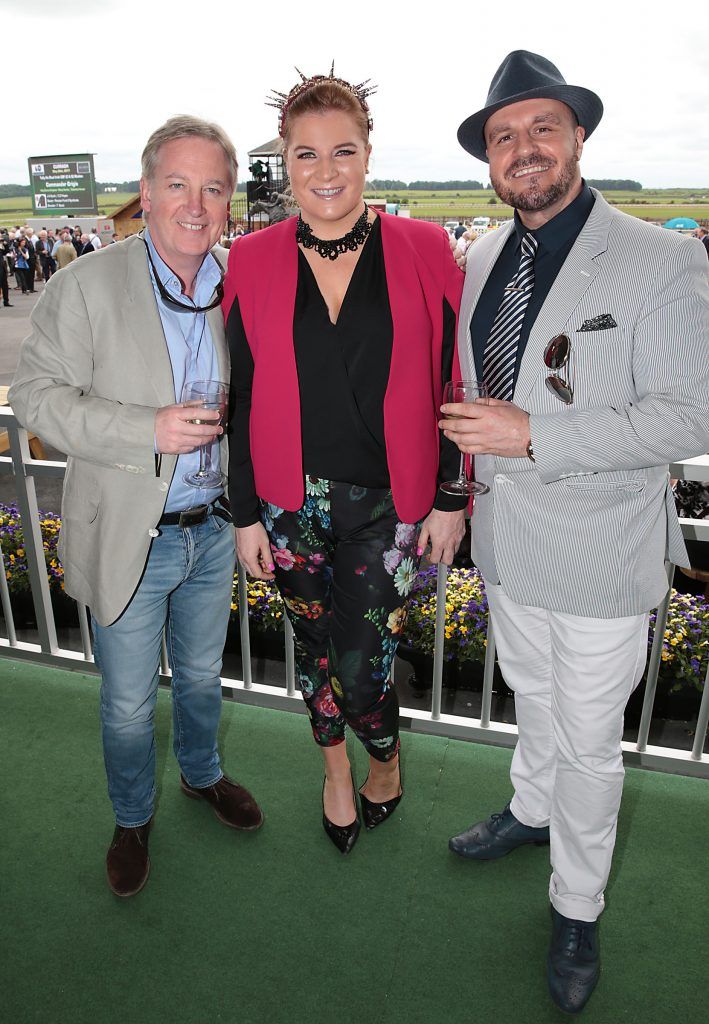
left=491, top=152, right=579, bottom=212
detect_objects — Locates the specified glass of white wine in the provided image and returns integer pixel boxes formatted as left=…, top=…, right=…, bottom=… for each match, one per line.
left=181, top=379, right=227, bottom=488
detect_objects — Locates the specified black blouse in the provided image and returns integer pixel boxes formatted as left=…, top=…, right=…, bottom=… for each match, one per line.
left=227, top=218, right=466, bottom=527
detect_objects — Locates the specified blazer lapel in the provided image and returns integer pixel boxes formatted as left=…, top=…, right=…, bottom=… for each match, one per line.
left=459, top=222, right=514, bottom=379
left=379, top=213, right=425, bottom=356
left=207, top=245, right=229, bottom=384
left=514, top=190, right=612, bottom=406
left=206, top=302, right=228, bottom=383
left=122, top=233, right=175, bottom=407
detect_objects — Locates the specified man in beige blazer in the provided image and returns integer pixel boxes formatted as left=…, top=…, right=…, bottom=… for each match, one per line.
left=53, top=231, right=77, bottom=270
left=10, top=116, right=263, bottom=899
left=442, top=52, right=709, bottom=1013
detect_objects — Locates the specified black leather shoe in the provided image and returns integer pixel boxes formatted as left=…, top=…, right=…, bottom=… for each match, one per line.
left=448, top=802, right=550, bottom=859
left=547, top=907, right=600, bottom=1014
left=106, top=820, right=151, bottom=897
left=180, top=774, right=264, bottom=831
left=322, top=776, right=360, bottom=854
left=359, top=758, right=403, bottom=830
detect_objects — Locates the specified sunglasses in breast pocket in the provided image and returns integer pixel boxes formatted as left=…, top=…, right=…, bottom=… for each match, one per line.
left=544, top=334, right=573, bottom=405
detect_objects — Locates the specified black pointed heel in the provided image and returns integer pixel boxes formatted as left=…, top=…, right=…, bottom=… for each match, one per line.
left=359, top=758, right=403, bottom=831
left=322, top=776, right=360, bottom=855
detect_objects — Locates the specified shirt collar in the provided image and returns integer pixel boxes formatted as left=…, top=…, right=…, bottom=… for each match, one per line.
left=144, top=227, right=221, bottom=308
left=513, top=181, right=595, bottom=255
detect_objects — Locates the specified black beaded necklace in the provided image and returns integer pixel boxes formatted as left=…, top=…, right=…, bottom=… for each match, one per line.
left=296, top=204, right=371, bottom=260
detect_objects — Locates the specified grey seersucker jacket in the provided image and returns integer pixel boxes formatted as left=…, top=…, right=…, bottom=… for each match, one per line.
left=458, top=190, right=709, bottom=618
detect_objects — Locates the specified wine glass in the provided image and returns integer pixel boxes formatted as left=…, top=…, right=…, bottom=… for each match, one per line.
left=181, top=379, right=228, bottom=488
left=440, top=380, right=490, bottom=495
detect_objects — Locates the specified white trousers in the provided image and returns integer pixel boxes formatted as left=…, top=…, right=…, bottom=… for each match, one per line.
left=485, top=583, right=649, bottom=922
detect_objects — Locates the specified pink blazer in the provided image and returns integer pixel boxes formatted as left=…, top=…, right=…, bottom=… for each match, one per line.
left=222, top=212, right=464, bottom=523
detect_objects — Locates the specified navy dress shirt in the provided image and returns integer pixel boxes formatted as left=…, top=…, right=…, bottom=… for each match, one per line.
left=470, top=183, right=595, bottom=385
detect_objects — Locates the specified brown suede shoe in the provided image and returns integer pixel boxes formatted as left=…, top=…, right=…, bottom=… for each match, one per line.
left=106, top=821, right=151, bottom=897
left=180, top=774, right=264, bottom=831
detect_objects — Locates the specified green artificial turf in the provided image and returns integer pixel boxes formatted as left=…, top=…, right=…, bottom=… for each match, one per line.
left=1, top=659, right=707, bottom=1024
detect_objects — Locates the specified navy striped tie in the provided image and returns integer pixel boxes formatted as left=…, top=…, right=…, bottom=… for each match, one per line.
left=483, top=231, right=538, bottom=401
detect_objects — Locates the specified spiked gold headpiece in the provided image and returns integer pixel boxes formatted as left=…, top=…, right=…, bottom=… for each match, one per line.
left=267, top=63, right=377, bottom=138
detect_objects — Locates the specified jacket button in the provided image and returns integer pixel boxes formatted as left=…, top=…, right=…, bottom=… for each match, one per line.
left=148, top=528, right=159, bottom=538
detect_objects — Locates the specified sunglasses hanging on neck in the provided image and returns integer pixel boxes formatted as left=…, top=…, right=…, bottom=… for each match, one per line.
left=142, top=238, right=224, bottom=313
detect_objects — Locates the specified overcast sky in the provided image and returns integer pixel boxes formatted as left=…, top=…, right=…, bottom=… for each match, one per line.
left=3, top=0, right=708, bottom=189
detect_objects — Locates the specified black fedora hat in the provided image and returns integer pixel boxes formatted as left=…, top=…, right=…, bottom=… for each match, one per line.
left=458, top=50, right=603, bottom=163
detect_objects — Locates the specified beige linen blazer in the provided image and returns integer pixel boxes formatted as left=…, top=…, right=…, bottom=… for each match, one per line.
left=458, top=191, right=709, bottom=618
left=9, top=234, right=230, bottom=626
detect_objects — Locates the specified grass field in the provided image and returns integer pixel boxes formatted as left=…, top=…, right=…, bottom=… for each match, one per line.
left=0, top=192, right=136, bottom=226
left=1, top=188, right=707, bottom=229
left=363, top=188, right=709, bottom=223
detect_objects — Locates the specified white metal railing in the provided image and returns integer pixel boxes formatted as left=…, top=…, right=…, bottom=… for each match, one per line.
left=1, top=404, right=708, bottom=776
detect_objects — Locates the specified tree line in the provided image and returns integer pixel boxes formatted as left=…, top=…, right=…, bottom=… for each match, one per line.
left=586, top=179, right=642, bottom=191
left=0, top=177, right=645, bottom=199
left=366, top=179, right=486, bottom=191
left=0, top=180, right=141, bottom=198
left=366, top=178, right=643, bottom=192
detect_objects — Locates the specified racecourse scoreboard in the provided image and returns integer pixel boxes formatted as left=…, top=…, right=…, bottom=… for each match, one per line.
left=28, top=154, right=98, bottom=216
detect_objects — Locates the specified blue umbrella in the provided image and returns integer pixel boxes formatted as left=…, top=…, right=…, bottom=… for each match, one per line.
left=663, top=216, right=699, bottom=230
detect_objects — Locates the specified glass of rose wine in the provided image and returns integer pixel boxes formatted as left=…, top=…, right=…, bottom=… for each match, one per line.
left=439, top=379, right=490, bottom=495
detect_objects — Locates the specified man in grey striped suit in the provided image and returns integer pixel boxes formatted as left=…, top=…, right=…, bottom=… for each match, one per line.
left=443, top=51, right=709, bottom=1013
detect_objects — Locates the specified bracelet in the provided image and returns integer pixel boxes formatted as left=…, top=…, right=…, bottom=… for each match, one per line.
left=526, top=440, right=535, bottom=463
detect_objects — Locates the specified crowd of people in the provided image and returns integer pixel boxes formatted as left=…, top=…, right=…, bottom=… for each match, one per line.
left=6, top=49, right=709, bottom=1018
left=443, top=220, right=481, bottom=259
left=0, top=224, right=119, bottom=306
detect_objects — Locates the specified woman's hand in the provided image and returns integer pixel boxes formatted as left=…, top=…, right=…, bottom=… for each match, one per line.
left=417, top=509, right=466, bottom=565
left=235, top=522, right=275, bottom=580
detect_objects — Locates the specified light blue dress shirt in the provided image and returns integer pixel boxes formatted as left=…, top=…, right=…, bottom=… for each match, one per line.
left=144, top=227, right=224, bottom=512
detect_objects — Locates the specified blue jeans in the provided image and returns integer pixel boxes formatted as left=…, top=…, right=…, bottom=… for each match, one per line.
left=92, top=514, right=235, bottom=827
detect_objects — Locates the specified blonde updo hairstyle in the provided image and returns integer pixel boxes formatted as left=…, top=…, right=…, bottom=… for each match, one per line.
left=281, top=80, right=371, bottom=154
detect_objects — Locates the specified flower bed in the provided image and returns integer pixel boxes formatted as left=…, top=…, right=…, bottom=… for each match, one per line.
left=651, top=590, right=708, bottom=692
left=403, top=565, right=489, bottom=666
left=0, top=503, right=63, bottom=593
left=2, top=504, right=706, bottom=695
left=403, top=565, right=708, bottom=694
left=230, top=576, right=284, bottom=632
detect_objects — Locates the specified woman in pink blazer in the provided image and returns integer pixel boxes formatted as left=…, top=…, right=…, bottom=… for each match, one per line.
left=223, top=69, right=466, bottom=854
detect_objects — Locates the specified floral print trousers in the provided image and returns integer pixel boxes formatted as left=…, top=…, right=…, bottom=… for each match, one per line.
left=260, top=477, right=421, bottom=762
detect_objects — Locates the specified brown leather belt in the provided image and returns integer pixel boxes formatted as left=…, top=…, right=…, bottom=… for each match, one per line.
left=157, top=498, right=231, bottom=529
